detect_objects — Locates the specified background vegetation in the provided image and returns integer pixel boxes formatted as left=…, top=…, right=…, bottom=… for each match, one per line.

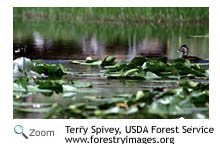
left=13, top=7, right=209, bottom=23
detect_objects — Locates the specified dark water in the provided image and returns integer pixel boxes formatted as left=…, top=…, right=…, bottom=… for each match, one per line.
left=13, top=19, right=209, bottom=61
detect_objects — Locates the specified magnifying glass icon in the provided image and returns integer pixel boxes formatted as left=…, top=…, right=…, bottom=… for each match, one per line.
left=14, top=125, right=28, bottom=139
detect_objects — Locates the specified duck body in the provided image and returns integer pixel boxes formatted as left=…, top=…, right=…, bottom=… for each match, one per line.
left=177, top=44, right=202, bottom=62
left=182, top=55, right=202, bottom=62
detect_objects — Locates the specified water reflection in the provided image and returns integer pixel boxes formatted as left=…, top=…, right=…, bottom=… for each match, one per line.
left=13, top=20, right=209, bottom=60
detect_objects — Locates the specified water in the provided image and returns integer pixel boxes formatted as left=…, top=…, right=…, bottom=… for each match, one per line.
left=14, top=63, right=179, bottom=119
left=13, top=19, right=209, bottom=119
left=13, top=19, right=209, bottom=61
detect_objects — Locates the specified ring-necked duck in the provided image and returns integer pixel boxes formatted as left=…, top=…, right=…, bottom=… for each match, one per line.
left=177, top=44, right=202, bottom=61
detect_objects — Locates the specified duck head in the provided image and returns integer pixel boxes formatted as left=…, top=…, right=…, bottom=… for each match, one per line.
left=177, top=44, right=189, bottom=56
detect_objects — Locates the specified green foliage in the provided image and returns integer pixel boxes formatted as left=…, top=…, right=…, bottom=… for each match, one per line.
left=101, top=56, right=116, bottom=66
left=104, top=56, right=208, bottom=80
left=13, top=57, right=67, bottom=78
left=34, top=63, right=66, bottom=77
left=72, top=56, right=116, bottom=67
left=14, top=56, right=209, bottom=119
left=14, top=7, right=208, bottom=23
left=37, top=81, right=208, bottom=119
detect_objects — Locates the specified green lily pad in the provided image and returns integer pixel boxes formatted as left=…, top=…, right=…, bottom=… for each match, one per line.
left=34, top=63, right=66, bottom=77
left=15, top=107, right=51, bottom=113
left=130, top=56, right=146, bottom=66
left=71, top=81, right=93, bottom=88
left=62, top=85, right=78, bottom=92
left=101, top=56, right=116, bottom=66
left=63, top=92, right=76, bottom=98
left=124, top=69, right=139, bottom=76
left=146, top=72, right=161, bottom=79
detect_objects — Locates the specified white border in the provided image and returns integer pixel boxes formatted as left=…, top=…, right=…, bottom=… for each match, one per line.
left=12, top=0, right=211, bottom=7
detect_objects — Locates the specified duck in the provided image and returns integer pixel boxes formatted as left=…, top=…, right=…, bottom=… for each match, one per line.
left=14, top=45, right=27, bottom=55
left=13, top=45, right=28, bottom=60
left=177, top=44, right=202, bottom=62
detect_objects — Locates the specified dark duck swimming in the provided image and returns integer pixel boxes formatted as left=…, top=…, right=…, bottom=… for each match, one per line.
left=177, top=44, right=202, bottom=62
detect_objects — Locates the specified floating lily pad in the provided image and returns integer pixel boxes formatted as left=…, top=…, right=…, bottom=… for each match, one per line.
left=15, top=107, right=51, bottom=113
left=34, top=63, right=66, bottom=77
left=145, top=72, right=161, bottom=79
left=101, top=56, right=116, bottom=66
left=13, top=56, right=209, bottom=119
left=71, top=81, right=93, bottom=88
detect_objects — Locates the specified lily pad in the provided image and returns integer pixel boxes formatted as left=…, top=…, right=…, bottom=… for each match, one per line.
left=101, top=56, right=116, bottom=66
left=145, top=72, right=161, bottom=79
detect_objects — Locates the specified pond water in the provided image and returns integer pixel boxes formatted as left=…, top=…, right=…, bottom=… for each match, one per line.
left=14, top=19, right=209, bottom=61
left=13, top=19, right=209, bottom=119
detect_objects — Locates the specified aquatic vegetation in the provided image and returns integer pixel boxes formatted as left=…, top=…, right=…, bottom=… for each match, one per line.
left=14, top=8, right=208, bottom=23
left=13, top=57, right=67, bottom=78
left=72, top=56, right=208, bottom=80
left=72, top=56, right=116, bottom=66
left=23, top=81, right=207, bottom=119
left=13, top=56, right=209, bottom=119
left=104, top=57, right=208, bottom=80
left=34, top=63, right=66, bottom=77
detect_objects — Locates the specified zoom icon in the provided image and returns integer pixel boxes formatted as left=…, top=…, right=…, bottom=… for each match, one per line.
left=14, top=125, right=28, bottom=139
